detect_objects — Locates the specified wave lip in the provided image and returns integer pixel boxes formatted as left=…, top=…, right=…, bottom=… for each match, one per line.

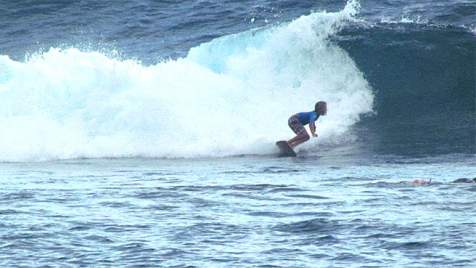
left=0, top=0, right=373, bottom=161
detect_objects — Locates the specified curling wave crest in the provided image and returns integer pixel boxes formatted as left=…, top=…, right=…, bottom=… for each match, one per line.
left=0, top=0, right=373, bottom=161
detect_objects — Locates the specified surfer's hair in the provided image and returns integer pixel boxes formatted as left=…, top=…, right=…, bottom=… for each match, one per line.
left=315, top=101, right=327, bottom=114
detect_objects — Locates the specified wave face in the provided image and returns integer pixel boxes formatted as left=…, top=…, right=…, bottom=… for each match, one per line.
left=0, top=1, right=373, bottom=161
left=338, top=23, right=475, bottom=156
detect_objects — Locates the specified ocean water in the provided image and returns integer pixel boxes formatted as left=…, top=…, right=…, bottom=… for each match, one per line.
left=1, top=0, right=475, bottom=267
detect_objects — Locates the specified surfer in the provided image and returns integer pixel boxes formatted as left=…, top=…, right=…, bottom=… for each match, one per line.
left=287, top=101, right=327, bottom=148
left=408, top=177, right=476, bottom=186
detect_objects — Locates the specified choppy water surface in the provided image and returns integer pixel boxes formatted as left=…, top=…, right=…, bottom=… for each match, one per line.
left=1, top=157, right=475, bottom=267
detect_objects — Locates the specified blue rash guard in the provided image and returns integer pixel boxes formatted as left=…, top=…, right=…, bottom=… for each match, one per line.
left=297, top=111, right=319, bottom=125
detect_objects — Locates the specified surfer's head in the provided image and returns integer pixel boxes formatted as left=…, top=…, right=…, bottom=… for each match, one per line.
left=315, top=101, right=327, bottom=115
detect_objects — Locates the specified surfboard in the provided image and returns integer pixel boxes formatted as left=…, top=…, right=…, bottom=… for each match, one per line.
left=276, top=140, right=297, bottom=157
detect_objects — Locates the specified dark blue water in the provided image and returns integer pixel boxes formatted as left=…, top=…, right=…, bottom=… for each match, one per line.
left=1, top=0, right=475, bottom=267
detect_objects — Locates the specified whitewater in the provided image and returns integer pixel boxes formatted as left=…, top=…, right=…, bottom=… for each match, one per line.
left=0, top=0, right=373, bottom=161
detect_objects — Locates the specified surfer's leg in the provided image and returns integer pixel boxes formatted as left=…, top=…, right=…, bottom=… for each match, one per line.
left=287, top=116, right=309, bottom=148
left=288, top=133, right=310, bottom=148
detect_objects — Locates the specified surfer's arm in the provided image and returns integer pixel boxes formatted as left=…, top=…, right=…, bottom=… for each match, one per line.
left=309, top=122, right=318, bottom=137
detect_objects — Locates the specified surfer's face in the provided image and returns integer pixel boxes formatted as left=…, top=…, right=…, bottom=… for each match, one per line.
left=318, top=104, right=327, bottom=115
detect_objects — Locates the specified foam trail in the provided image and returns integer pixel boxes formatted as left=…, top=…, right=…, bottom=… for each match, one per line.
left=0, top=0, right=373, bottom=161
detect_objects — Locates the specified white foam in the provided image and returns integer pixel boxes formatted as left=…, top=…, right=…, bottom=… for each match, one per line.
left=0, top=0, right=373, bottom=161
left=380, top=15, right=429, bottom=25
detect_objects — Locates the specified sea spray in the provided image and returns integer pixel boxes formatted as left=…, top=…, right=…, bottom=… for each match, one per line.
left=0, top=0, right=373, bottom=161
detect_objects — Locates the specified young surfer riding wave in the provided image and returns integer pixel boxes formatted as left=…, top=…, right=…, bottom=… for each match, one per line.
left=286, top=101, right=327, bottom=148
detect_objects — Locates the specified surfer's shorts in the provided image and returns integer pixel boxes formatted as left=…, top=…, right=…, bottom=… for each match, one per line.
left=288, top=115, right=307, bottom=135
